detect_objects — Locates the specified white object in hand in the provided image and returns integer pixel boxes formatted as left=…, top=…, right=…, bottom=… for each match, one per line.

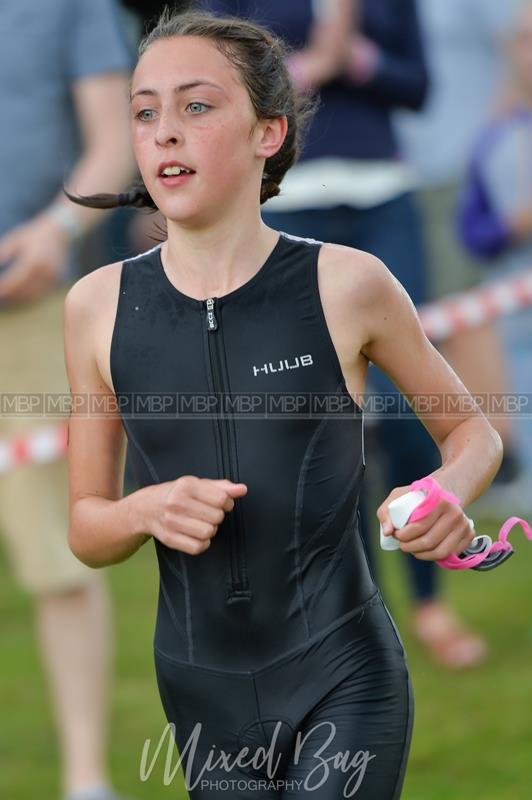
left=379, top=490, right=426, bottom=551
left=379, top=489, right=477, bottom=552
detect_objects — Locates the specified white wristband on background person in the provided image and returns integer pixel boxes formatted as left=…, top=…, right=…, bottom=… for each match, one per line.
left=47, top=202, right=84, bottom=242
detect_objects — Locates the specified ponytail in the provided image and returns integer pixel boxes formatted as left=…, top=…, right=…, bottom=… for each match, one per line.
left=64, top=182, right=158, bottom=211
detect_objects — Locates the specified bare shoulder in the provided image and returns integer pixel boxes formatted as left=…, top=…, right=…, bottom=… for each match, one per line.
left=64, top=260, right=125, bottom=394
left=317, top=241, right=396, bottom=304
left=316, top=241, right=421, bottom=370
left=316, top=242, right=404, bottom=333
left=64, top=260, right=124, bottom=322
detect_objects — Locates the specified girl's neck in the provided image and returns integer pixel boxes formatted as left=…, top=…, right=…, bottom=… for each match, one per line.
left=162, top=218, right=280, bottom=301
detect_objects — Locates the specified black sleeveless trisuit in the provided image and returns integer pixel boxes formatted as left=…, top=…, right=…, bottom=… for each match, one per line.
left=110, top=231, right=414, bottom=798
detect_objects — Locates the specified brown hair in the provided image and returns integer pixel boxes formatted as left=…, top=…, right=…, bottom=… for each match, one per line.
left=65, top=6, right=319, bottom=211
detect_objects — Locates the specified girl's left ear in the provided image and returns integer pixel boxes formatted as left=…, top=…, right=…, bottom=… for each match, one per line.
left=256, top=116, right=288, bottom=159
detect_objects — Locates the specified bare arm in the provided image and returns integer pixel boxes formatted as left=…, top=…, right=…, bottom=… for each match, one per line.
left=356, top=254, right=503, bottom=504
left=286, top=0, right=355, bottom=91
left=0, top=72, right=135, bottom=302
left=64, top=269, right=153, bottom=568
left=341, top=0, right=429, bottom=111
left=348, top=251, right=503, bottom=560
left=50, top=72, right=136, bottom=233
left=64, top=271, right=247, bottom=569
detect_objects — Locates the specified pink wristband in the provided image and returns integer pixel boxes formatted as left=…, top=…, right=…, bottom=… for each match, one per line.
left=408, top=476, right=461, bottom=523
left=405, top=475, right=531, bottom=570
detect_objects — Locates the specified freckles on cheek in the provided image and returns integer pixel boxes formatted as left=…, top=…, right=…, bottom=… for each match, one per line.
left=210, top=128, right=244, bottom=169
left=132, top=124, right=152, bottom=147
left=131, top=128, right=151, bottom=162
left=132, top=145, right=154, bottom=190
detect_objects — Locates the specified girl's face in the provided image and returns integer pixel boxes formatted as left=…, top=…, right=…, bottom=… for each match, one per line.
left=130, top=36, right=271, bottom=226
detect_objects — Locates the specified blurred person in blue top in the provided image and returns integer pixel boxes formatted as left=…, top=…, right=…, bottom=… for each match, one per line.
left=456, top=0, right=532, bottom=515
left=395, top=0, right=524, bottom=491
left=0, top=2, right=135, bottom=799
left=203, top=0, right=488, bottom=668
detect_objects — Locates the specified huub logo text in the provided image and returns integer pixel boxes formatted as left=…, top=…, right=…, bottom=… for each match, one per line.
left=253, top=354, right=313, bottom=377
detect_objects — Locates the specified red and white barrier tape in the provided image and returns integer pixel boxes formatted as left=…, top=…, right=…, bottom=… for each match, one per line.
left=0, top=423, right=68, bottom=474
left=1, top=269, right=531, bottom=472
left=418, top=268, right=532, bottom=342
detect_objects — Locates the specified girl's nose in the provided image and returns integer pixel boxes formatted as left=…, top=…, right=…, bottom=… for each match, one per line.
left=155, top=112, right=182, bottom=147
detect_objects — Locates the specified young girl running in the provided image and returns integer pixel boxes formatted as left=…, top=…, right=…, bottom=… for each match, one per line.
left=64, top=10, right=502, bottom=799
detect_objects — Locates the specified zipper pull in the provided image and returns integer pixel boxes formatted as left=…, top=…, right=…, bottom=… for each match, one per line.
left=205, top=297, right=218, bottom=331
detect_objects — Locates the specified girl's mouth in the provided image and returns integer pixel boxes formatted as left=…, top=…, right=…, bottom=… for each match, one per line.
left=159, top=165, right=196, bottom=187
left=159, top=171, right=196, bottom=187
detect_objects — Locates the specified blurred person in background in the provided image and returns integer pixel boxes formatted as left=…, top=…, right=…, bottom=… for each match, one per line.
left=395, top=0, right=524, bottom=492
left=203, top=0, right=488, bottom=668
left=0, top=2, right=135, bottom=799
left=455, top=0, right=532, bottom=514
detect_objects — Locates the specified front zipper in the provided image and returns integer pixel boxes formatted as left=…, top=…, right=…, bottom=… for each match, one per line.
left=205, top=297, right=251, bottom=603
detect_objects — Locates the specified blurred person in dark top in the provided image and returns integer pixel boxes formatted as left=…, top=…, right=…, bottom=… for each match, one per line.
left=0, top=2, right=135, bottom=799
left=204, top=0, right=488, bottom=668
left=121, top=0, right=195, bottom=33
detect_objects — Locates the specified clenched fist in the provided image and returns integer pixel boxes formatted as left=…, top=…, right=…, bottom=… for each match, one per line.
left=148, top=475, right=248, bottom=555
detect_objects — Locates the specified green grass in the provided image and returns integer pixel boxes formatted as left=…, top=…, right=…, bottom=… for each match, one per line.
left=1, top=519, right=532, bottom=800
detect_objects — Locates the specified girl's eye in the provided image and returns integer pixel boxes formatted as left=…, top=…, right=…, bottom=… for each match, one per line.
left=187, top=102, right=210, bottom=114
left=133, top=102, right=210, bottom=121
left=135, top=109, right=155, bottom=121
